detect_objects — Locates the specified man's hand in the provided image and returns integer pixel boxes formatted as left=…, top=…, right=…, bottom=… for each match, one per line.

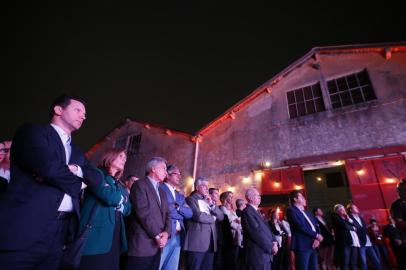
left=312, top=239, right=320, bottom=249
left=68, top=164, right=78, bottom=174
left=271, top=242, right=278, bottom=255
left=156, top=232, right=169, bottom=248
left=316, top=233, right=324, bottom=242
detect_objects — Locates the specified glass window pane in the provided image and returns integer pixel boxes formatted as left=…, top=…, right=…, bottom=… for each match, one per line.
left=306, top=100, right=315, bottom=114
left=314, top=98, right=325, bottom=112
left=312, top=83, right=322, bottom=97
left=337, top=78, right=349, bottom=91
left=327, top=80, right=337, bottom=94
left=340, top=91, right=352, bottom=106
left=357, top=70, right=370, bottom=85
left=295, top=89, right=304, bottom=102
left=330, top=94, right=341, bottom=108
left=297, top=102, right=306, bottom=116
left=304, top=86, right=313, bottom=100
left=351, top=89, right=363, bottom=104
left=362, top=85, right=377, bottom=101
left=347, top=74, right=358, bottom=89
left=287, top=91, right=295, bottom=104
left=289, top=104, right=297, bottom=118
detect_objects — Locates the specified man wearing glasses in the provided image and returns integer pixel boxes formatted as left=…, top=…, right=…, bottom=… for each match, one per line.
left=159, top=164, right=192, bottom=270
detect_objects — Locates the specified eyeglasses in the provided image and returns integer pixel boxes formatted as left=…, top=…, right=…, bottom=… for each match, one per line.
left=0, top=148, right=10, bottom=154
left=169, top=172, right=181, bottom=176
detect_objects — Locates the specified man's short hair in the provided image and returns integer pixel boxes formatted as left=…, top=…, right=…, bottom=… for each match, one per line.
left=346, top=202, right=355, bottom=212
left=194, top=177, right=207, bottom=190
left=334, top=204, right=345, bottom=213
left=209, top=187, right=219, bottom=195
left=49, top=94, right=86, bottom=118
left=236, top=199, right=245, bottom=209
left=245, top=188, right=257, bottom=202
left=167, top=164, right=179, bottom=174
left=289, top=190, right=303, bottom=205
left=145, top=157, right=167, bottom=174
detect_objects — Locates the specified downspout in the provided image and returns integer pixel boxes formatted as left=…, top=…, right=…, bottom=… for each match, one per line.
left=192, top=136, right=200, bottom=180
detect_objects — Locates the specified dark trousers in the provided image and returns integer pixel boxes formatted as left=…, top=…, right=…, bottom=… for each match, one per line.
left=186, top=250, right=214, bottom=270
left=359, top=246, right=381, bottom=270
left=294, top=249, right=317, bottom=270
left=338, top=246, right=358, bottom=270
left=0, top=215, right=71, bottom=270
left=126, top=251, right=161, bottom=270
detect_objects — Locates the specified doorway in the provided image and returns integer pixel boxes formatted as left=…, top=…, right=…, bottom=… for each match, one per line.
left=304, top=165, right=352, bottom=217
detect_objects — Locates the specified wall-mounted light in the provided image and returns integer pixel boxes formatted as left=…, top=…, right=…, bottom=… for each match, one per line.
left=260, top=161, right=271, bottom=169
left=385, top=178, right=396, bottom=183
left=273, top=181, right=281, bottom=188
left=294, top=184, right=303, bottom=190
left=316, top=177, right=322, bottom=182
left=356, top=169, right=365, bottom=176
left=242, top=177, right=251, bottom=184
left=254, top=172, right=263, bottom=181
left=228, top=186, right=236, bottom=192
left=334, top=160, right=344, bottom=166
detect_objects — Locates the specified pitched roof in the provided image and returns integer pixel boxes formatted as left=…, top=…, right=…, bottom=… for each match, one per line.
left=197, top=41, right=406, bottom=136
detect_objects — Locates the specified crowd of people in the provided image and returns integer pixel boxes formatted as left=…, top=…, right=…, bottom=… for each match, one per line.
left=0, top=94, right=405, bottom=270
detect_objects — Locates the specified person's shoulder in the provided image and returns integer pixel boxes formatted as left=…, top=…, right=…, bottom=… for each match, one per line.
left=15, top=123, right=46, bottom=134
left=391, top=198, right=403, bottom=208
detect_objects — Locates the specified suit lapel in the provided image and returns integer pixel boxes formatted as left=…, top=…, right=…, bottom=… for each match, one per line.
left=145, top=178, right=162, bottom=209
left=47, top=125, right=67, bottom=164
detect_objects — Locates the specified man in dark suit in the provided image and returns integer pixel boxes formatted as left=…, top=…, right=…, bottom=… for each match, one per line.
left=184, top=177, right=224, bottom=270
left=286, top=190, right=323, bottom=270
left=241, top=187, right=278, bottom=270
left=0, top=95, right=96, bottom=269
left=347, top=203, right=381, bottom=270
left=126, top=157, right=172, bottom=270
left=159, top=164, right=193, bottom=270
left=331, top=204, right=360, bottom=270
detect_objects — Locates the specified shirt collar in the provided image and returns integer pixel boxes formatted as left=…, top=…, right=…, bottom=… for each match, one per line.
left=164, top=182, right=176, bottom=193
left=249, top=203, right=258, bottom=211
left=147, top=176, right=160, bottom=189
left=51, top=124, right=71, bottom=145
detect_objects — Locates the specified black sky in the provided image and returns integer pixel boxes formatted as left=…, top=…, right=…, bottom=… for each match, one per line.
left=3, top=1, right=405, bottom=150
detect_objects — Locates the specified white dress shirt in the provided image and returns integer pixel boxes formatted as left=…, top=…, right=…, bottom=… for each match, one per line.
left=299, top=208, right=316, bottom=232
left=352, top=215, right=372, bottom=246
left=51, top=124, right=83, bottom=212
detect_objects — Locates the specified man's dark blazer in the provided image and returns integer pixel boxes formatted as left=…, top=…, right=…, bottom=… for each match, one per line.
left=286, top=205, right=319, bottom=251
left=127, top=177, right=171, bottom=257
left=241, top=204, right=276, bottom=269
left=160, top=183, right=192, bottom=241
left=348, top=214, right=367, bottom=246
left=331, top=213, right=358, bottom=248
left=0, top=124, right=96, bottom=251
left=183, top=191, right=224, bottom=253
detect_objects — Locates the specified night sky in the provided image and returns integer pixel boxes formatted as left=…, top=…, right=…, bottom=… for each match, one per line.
left=4, top=2, right=405, bottom=150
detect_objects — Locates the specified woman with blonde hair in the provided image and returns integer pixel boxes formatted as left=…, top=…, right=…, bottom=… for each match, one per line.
left=79, top=148, right=131, bottom=270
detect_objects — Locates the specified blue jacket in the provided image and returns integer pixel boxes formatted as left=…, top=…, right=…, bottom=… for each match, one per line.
left=160, top=183, right=192, bottom=239
left=286, top=205, right=319, bottom=251
left=80, top=169, right=131, bottom=255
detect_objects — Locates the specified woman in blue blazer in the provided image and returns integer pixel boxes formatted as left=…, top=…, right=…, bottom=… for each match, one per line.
left=79, top=148, right=131, bottom=270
